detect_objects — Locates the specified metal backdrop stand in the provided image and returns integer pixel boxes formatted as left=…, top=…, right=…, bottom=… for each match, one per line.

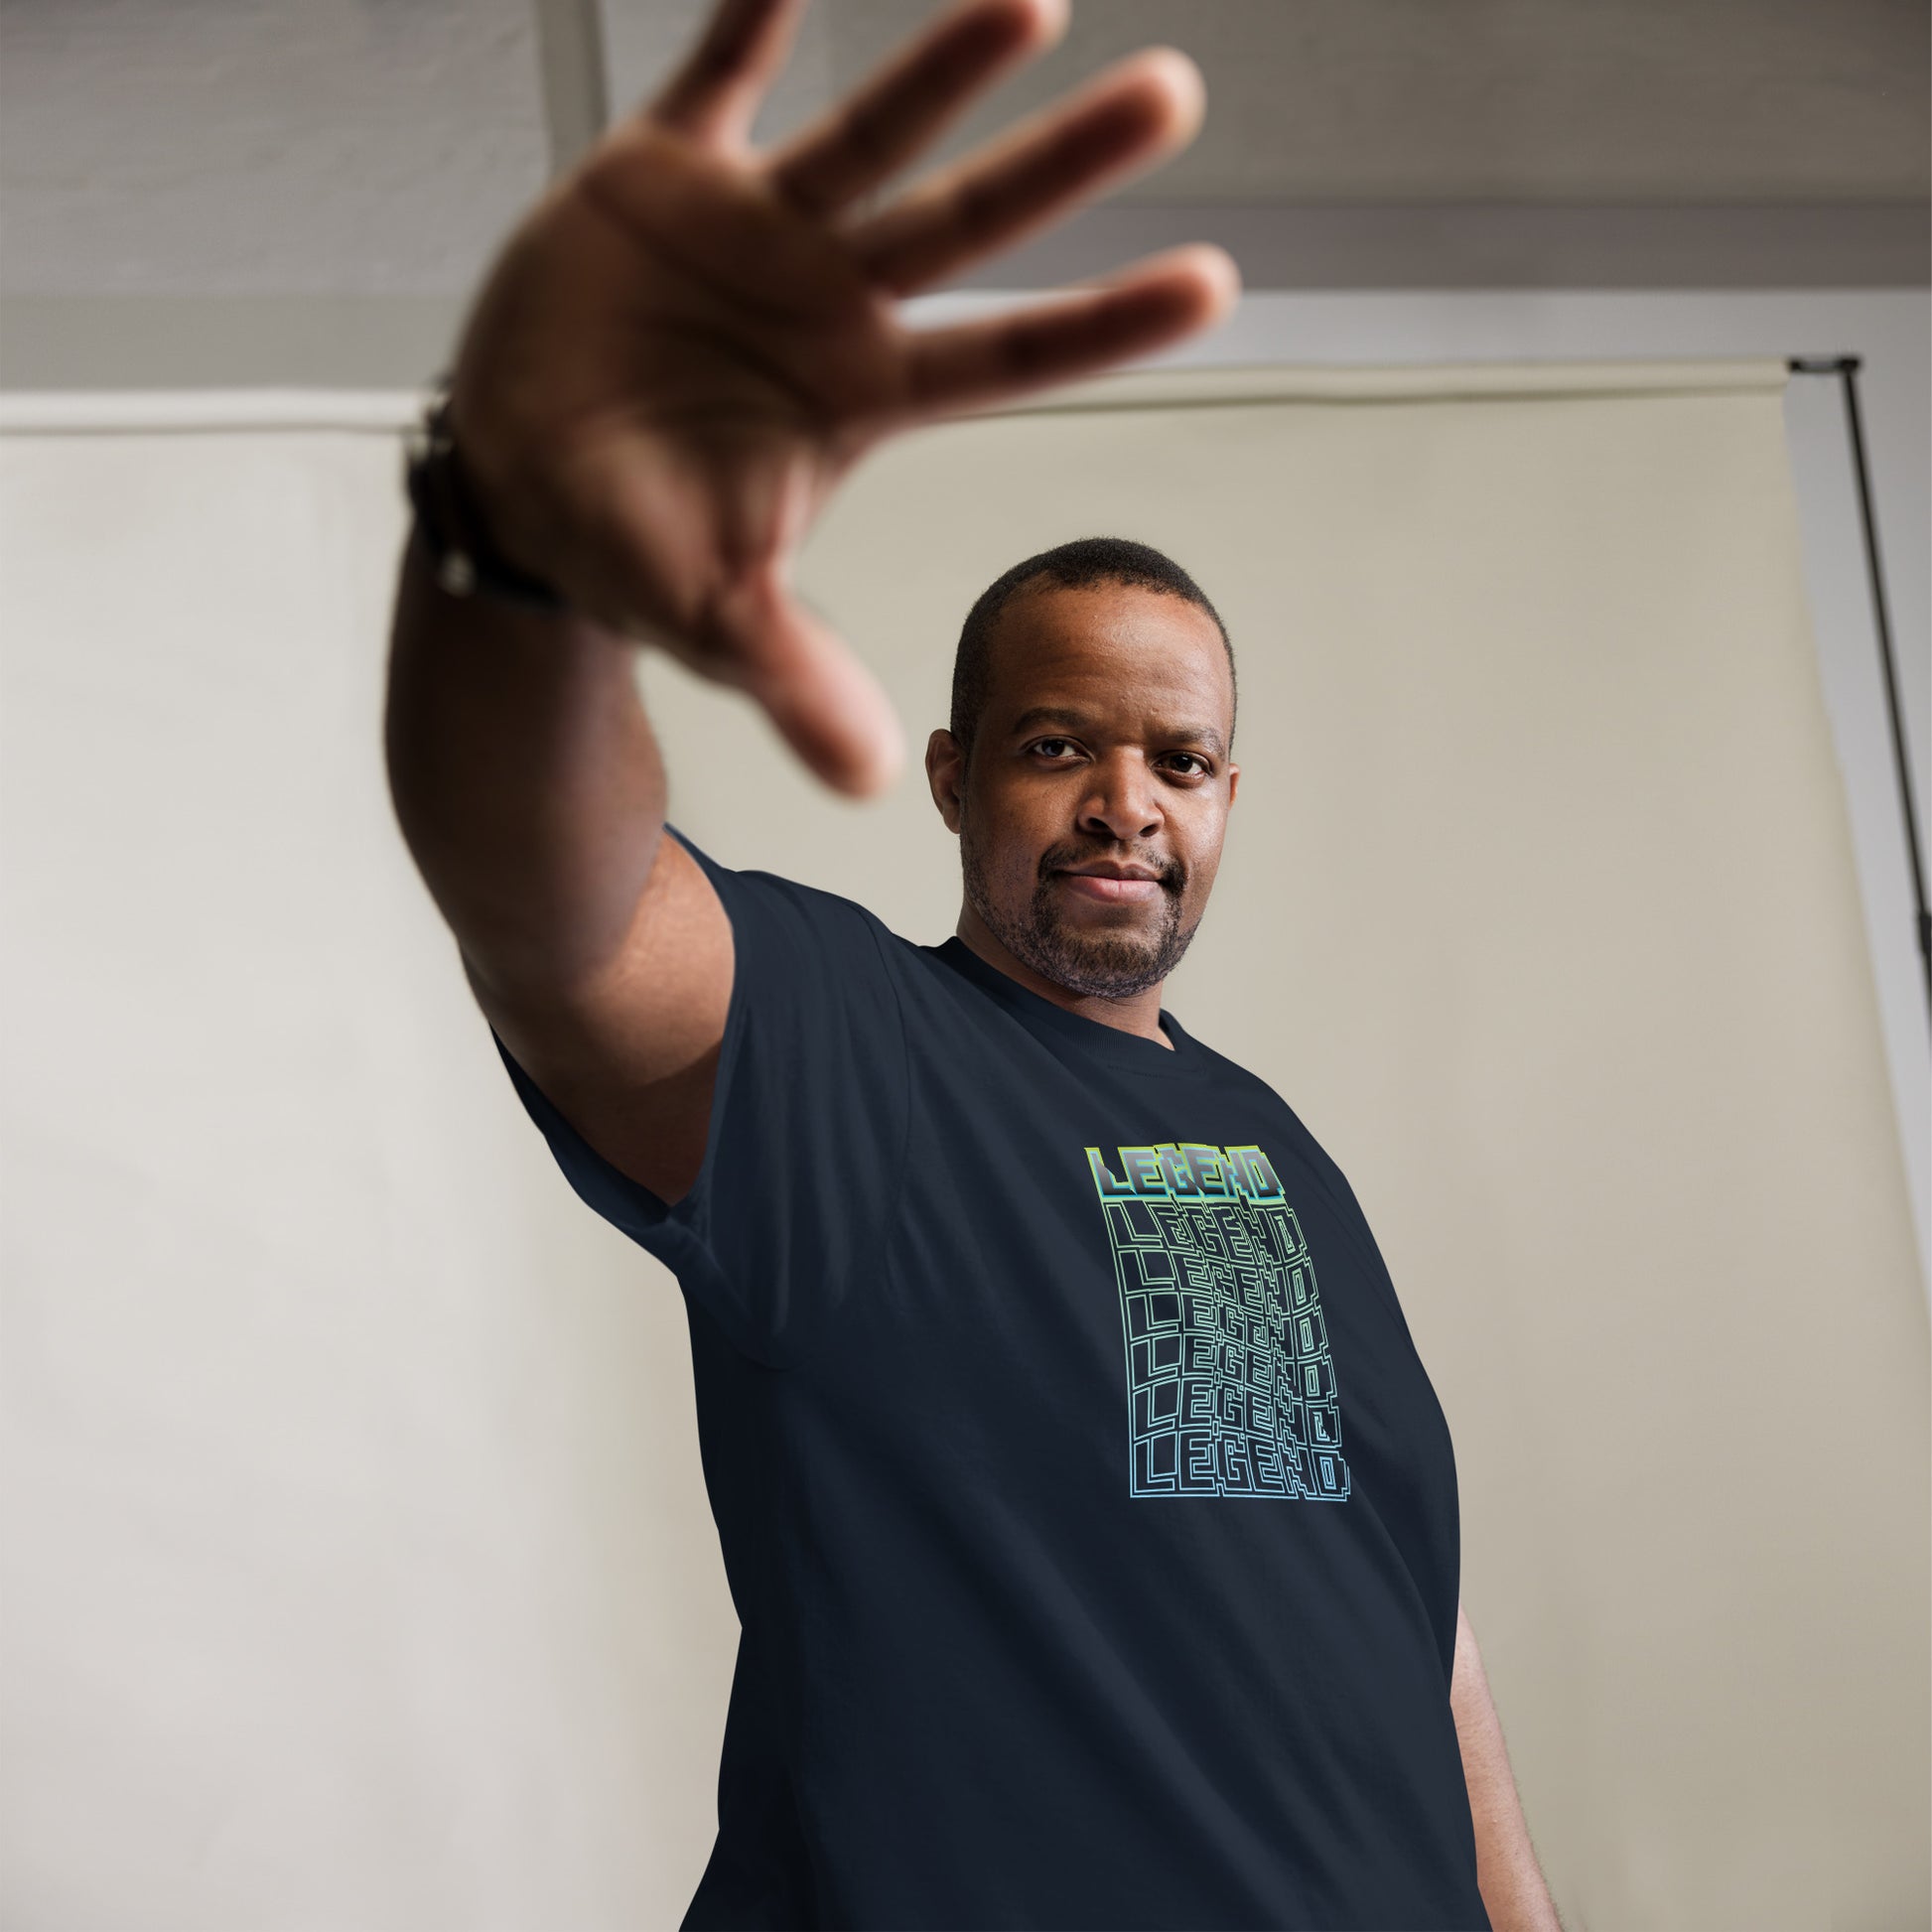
left=1788, top=354, right=1931, bottom=1020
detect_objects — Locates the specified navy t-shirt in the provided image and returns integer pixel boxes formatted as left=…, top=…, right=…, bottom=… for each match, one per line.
left=492, top=825, right=1490, bottom=1931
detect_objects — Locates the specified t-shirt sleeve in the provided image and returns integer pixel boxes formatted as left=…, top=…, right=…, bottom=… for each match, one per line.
left=488, top=823, right=911, bottom=1368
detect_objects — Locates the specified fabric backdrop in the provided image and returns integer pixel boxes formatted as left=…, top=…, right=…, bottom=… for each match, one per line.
left=2, top=361, right=1924, bottom=1929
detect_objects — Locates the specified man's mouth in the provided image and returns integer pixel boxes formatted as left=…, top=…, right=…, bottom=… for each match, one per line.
left=1051, top=863, right=1167, bottom=904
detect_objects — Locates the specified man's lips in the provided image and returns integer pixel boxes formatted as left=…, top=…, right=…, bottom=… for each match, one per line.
left=1052, top=868, right=1166, bottom=904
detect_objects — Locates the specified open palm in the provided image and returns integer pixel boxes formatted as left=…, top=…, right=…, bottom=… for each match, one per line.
left=447, top=0, right=1238, bottom=795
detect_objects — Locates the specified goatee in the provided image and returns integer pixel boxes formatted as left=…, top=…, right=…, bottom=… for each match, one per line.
left=960, top=819, right=1200, bottom=1000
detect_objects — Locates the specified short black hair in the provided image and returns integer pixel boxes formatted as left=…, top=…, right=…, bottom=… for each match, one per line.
left=948, top=536, right=1236, bottom=759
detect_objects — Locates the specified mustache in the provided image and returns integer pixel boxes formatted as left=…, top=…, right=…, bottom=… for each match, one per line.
left=1038, top=845, right=1184, bottom=892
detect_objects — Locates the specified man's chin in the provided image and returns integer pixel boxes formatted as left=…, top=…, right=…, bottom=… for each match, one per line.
left=1028, top=923, right=1173, bottom=1000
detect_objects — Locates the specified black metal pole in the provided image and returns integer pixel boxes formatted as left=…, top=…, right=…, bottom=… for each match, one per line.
left=1789, top=353, right=1932, bottom=1023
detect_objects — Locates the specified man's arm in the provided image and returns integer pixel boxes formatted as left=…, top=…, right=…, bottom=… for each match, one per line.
left=384, top=540, right=730, bottom=1205
left=381, top=0, right=1237, bottom=1201
left=1451, top=1600, right=1563, bottom=1932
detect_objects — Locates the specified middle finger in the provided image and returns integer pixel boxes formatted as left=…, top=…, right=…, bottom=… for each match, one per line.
left=845, top=47, right=1204, bottom=297
left=766, top=0, right=1067, bottom=216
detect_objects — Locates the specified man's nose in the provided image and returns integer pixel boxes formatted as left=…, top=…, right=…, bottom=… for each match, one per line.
left=1075, top=754, right=1162, bottom=844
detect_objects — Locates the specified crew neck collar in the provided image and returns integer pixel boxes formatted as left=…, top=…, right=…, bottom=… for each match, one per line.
left=930, top=936, right=1206, bottom=1082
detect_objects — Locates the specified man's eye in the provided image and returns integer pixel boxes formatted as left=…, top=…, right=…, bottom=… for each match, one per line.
left=1032, top=739, right=1077, bottom=759
left=1167, top=754, right=1210, bottom=776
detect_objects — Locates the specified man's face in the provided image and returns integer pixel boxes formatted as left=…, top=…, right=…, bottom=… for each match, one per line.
left=926, top=579, right=1239, bottom=1000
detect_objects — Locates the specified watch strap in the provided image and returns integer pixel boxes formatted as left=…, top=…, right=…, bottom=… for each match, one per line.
left=404, top=388, right=569, bottom=614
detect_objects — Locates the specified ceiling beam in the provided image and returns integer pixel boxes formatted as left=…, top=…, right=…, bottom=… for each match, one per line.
left=532, top=0, right=611, bottom=178
left=953, top=203, right=1932, bottom=294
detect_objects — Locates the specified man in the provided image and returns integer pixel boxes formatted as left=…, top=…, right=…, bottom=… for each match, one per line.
left=384, top=0, right=1561, bottom=1924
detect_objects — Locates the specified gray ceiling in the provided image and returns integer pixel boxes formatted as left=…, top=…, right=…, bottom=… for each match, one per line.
left=3, top=0, right=552, bottom=299
left=681, top=0, right=1932, bottom=204
left=2, top=0, right=1925, bottom=387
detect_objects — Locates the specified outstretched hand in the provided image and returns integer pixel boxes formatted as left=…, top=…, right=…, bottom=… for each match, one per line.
left=446, top=0, right=1238, bottom=796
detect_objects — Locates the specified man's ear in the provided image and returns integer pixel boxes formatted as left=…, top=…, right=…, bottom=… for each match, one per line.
left=925, top=728, right=967, bottom=834
left=1227, top=761, right=1239, bottom=806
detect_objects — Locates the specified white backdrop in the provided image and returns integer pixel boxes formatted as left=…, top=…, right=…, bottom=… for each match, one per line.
left=1, top=421, right=739, bottom=1927
left=2, top=362, right=1925, bottom=1929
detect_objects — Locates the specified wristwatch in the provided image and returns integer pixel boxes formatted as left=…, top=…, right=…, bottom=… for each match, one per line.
left=403, top=383, right=569, bottom=614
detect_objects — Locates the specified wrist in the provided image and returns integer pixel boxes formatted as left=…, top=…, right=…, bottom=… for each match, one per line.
left=404, top=382, right=571, bottom=615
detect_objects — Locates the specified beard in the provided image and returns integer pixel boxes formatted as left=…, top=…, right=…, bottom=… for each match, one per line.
left=960, top=814, right=1201, bottom=1000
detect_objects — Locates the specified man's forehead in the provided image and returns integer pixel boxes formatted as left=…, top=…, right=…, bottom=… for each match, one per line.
left=998, top=575, right=1216, bottom=642
left=985, top=579, right=1232, bottom=718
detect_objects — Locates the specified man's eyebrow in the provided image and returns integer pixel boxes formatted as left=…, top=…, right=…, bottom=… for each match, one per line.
left=1008, top=705, right=1093, bottom=738
left=1008, top=706, right=1227, bottom=759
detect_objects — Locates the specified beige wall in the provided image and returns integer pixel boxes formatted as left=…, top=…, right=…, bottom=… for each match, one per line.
left=2, top=361, right=1925, bottom=1928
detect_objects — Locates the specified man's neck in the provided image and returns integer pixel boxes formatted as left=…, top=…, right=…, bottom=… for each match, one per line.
left=953, top=906, right=1173, bottom=1048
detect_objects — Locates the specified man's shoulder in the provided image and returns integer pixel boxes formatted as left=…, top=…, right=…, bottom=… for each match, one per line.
left=1171, top=1017, right=1282, bottom=1108
left=1175, top=1021, right=1370, bottom=1217
left=662, top=826, right=944, bottom=1039
left=666, top=823, right=903, bottom=950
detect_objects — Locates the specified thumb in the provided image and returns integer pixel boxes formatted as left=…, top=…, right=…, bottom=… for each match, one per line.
left=711, top=570, right=905, bottom=798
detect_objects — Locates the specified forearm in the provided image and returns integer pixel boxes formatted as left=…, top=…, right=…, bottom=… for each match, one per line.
left=382, top=528, right=668, bottom=998
left=1450, top=1604, right=1561, bottom=1932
